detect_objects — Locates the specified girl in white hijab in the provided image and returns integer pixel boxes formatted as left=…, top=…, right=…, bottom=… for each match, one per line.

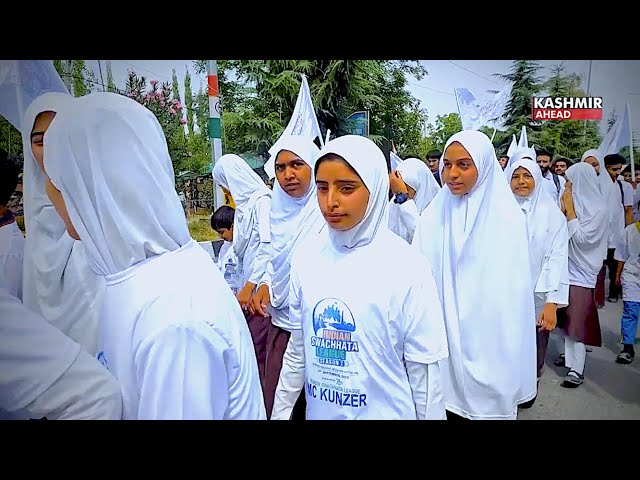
left=388, top=157, right=440, bottom=244
left=42, top=92, right=265, bottom=420
left=554, top=162, right=608, bottom=388
left=212, top=155, right=272, bottom=310
left=506, top=157, right=569, bottom=407
left=271, top=135, right=448, bottom=420
left=249, top=135, right=326, bottom=418
left=20, top=92, right=104, bottom=355
left=413, top=130, right=537, bottom=420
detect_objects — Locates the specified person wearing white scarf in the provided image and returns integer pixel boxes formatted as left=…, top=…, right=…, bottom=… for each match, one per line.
left=506, top=158, right=569, bottom=406
left=20, top=92, right=104, bottom=355
left=249, top=135, right=326, bottom=418
left=0, top=287, right=122, bottom=420
left=388, top=157, right=440, bottom=244
left=42, top=92, right=265, bottom=419
left=212, top=155, right=272, bottom=309
left=413, top=130, right=537, bottom=420
left=554, top=162, right=608, bottom=388
left=271, top=135, right=448, bottom=420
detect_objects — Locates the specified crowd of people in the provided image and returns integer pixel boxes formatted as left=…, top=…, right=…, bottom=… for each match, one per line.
left=1, top=89, right=638, bottom=420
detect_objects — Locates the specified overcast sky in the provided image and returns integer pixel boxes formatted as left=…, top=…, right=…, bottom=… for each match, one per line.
left=88, top=60, right=640, bottom=137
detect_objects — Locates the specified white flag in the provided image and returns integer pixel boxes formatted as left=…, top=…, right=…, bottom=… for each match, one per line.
left=506, top=134, right=518, bottom=157
left=455, top=85, right=512, bottom=131
left=454, top=88, right=482, bottom=131
left=0, top=60, right=68, bottom=129
left=390, top=151, right=403, bottom=171
left=599, top=103, right=632, bottom=158
left=264, top=74, right=323, bottom=179
left=518, top=125, right=528, bottom=148
left=480, top=84, right=512, bottom=128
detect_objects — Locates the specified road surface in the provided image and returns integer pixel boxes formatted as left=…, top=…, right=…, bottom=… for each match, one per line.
left=518, top=296, right=640, bottom=420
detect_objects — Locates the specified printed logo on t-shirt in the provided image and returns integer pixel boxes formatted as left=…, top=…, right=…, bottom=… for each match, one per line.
left=307, top=298, right=367, bottom=410
left=311, top=297, right=359, bottom=366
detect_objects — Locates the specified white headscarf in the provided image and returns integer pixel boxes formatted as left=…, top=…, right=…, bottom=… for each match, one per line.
left=268, top=135, right=325, bottom=310
left=506, top=158, right=567, bottom=292
left=413, top=130, right=536, bottom=418
left=212, top=154, right=271, bottom=257
left=20, top=92, right=104, bottom=354
left=315, top=135, right=389, bottom=250
left=564, top=162, right=609, bottom=274
left=395, top=157, right=441, bottom=213
left=43, top=92, right=191, bottom=277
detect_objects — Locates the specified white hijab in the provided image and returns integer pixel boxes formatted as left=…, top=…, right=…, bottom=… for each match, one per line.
left=506, top=158, right=567, bottom=292
left=269, top=135, right=325, bottom=310
left=212, top=154, right=271, bottom=257
left=413, top=130, right=536, bottom=418
left=564, top=162, right=609, bottom=274
left=395, top=157, right=441, bottom=213
left=20, top=92, right=104, bottom=354
left=316, top=135, right=389, bottom=250
left=43, top=92, right=191, bottom=276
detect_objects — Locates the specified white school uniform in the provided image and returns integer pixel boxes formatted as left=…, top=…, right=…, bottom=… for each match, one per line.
left=44, top=92, right=266, bottom=420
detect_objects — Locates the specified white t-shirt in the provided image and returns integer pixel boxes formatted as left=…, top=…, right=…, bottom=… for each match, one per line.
left=290, top=229, right=448, bottom=420
left=97, top=240, right=266, bottom=420
left=0, top=220, right=24, bottom=300
left=237, top=196, right=272, bottom=286
left=217, top=241, right=243, bottom=296
left=614, top=223, right=640, bottom=303
left=388, top=199, right=420, bottom=244
left=541, top=170, right=566, bottom=204
left=604, top=178, right=633, bottom=248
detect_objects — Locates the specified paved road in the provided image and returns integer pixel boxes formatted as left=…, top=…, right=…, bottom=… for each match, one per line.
left=518, top=296, right=640, bottom=420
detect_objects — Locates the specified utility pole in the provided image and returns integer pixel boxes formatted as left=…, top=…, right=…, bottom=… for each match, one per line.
left=208, top=60, right=224, bottom=211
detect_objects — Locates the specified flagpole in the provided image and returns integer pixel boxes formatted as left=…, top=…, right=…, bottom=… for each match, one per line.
left=628, top=102, right=635, bottom=178
left=583, top=59, right=593, bottom=138
left=490, top=127, right=497, bottom=142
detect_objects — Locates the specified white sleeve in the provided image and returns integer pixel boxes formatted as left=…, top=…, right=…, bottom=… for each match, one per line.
left=406, top=361, right=445, bottom=420
left=0, top=287, right=121, bottom=419
left=540, top=220, right=569, bottom=308
left=271, top=329, right=305, bottom=420
left=135, top=324, right=229, bottom=420
left=545, top=281, right=569, bottom=308
left=396, top=200, right=419, bottom=240
left=402, top=257, right=449, bottom=365
left=0, top=251, right=23, bottom=300
left=248, top=197, right=273, bottom=285
left=614, top=229, right=630, bottom=262
left=623, top=182, right=634, bottom=207
left=271, top=260, right=305, bottom=420
left=24, top=349, right=123, bottom=420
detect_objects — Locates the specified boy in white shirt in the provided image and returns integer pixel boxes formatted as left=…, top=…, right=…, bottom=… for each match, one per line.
left=0, top=148, right=25, bottom=300
left=614, top=220, right=640, bottom=364
left=211, top=206, right=242, bottom=296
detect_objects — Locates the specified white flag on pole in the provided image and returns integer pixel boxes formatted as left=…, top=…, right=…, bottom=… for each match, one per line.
left=0, top=60, right=68, bottom=129
left=454, top=84, right=512, bottom=131
left=264, top=74, right=323, bottom=180
left=454, top=88, right=483, bottom=131
left=598, top=103, right=632, bottom=157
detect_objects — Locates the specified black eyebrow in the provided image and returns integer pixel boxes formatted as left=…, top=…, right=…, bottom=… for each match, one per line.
left=30, top=131, right=46, bottom=139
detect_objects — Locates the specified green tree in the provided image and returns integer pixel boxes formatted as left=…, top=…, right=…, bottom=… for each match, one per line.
left=171, top=69, right=181, bottom=103
left=106, top=60, right=118, bottom=92
left=184, top=68, right=195, bottom=138
left=536, top=63, right=600, bottom=157
left=425, top=113, right=462, bottom=151
left=497, top=60, right=543, bottom=134
left=124, top=70, right=187, bottom=172
left=0, top=116, right=22, bottom=157
left=193, top=60, right=428, bottom=156
left=70, top=60, right=95, bottom=97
